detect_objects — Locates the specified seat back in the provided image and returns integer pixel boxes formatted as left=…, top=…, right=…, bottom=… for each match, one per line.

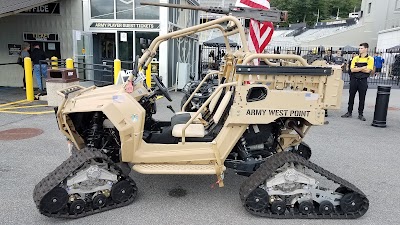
left=209, top=89, right=223, bottom=112
left=208, top=77, right=226, bottom=113
left=213, top=91, right=233, bottom=124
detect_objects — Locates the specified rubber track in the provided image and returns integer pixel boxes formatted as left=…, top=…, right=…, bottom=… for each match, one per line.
left=239, top=152, right=369, bottom=219
left=33, top=148, right=137, bottom=219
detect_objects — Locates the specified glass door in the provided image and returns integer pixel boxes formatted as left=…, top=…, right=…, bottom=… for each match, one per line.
left=117, top=31, right=134, bottom=70
left=93, top=32, right=116, bottom=84
left=73, top=30, right=94, bottom=81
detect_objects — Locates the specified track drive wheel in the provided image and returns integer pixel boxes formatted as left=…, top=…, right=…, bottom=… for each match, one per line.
left=69, top=199, right=85, bottom=214
left=299, top=201, right=314, bottom=214
left=111, top=180, right=136, bottom=203
left=319, top=200, right=334, bottom=214
left=92, top=194, right=107, bottom=209
left=39, top=187, right=69, bottom=213
left=270, top=200, right=286, bottom=215
left=340, top=193, right=363, bottom=213
left=245, top=188, right=269, bottom=212
left=290, top=142, right=312, bottom=160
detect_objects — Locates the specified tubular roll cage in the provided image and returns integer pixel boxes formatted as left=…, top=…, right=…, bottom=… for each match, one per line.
left=123, top=15, right=337, bottom=143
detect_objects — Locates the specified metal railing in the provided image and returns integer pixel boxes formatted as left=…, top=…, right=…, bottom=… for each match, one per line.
left=38, top=58, right=115, bottom=87
left=342, top=73, right=400, bottom=87
left=200, top=46, right=400, bottom=87
left=102, top=59, right=134, bottom=70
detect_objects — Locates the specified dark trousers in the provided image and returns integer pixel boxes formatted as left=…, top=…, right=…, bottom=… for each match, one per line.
left=23, top=72, right=26, bottom=88
left=348, top=78, right=368, bottom=115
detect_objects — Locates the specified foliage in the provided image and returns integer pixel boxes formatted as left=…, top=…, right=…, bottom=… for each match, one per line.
left=270, top=0, right=362, bottom=26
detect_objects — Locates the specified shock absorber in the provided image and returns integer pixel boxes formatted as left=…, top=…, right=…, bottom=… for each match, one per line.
left=87, top=112, right=102, bottom=148
left=237, top=136, right=252, bottom=161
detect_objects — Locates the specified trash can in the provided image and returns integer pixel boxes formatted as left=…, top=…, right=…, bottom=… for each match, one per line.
left=371, top=85, right=391, bottom=128
left=46, top=68, right=79, bottom=106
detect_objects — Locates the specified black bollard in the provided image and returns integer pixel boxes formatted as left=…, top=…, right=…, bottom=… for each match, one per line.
left=371, top=85, right=391, bottom=128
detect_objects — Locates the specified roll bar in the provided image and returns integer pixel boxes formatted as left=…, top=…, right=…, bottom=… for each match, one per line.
left=128, top=16, right=248, bottom=83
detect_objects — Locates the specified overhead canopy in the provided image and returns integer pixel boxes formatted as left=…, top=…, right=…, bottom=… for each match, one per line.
left=0, top=0, right=57, bottom=18
left=341, top=45, right=358, bottom=53
left=203, top=36, right=238, bottom=47
left=386, top=44, right=400, bottom=53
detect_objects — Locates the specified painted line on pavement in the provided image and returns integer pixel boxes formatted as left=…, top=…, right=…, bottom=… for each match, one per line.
left=0, top=105, right=49, bottom=111
left=0, top=99, right=29, bottom=108
left=0, top=99, right=52, bottom=114
left=0, top=110, right=54, bottom=115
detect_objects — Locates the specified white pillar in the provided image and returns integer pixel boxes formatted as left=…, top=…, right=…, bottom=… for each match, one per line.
left=159, top=0, right=169, bottom=87
left=81, top=0, right=90, bottom=32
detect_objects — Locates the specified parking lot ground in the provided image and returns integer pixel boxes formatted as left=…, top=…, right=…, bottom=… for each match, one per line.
left=1, top=87, right=400, bottom=225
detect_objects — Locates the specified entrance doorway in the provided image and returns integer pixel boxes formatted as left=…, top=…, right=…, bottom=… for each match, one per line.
left=117, top=31, right=133, bottom=70
left=73, top=30, right=94, bottom=82
left=93, top=33, right=116, bottom=84
left=93, top=33, right=116, bottom=64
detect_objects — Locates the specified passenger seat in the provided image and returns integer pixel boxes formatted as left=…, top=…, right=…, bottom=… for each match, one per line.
left=171, top=88, right=224, bottom=126
left=172, top=91, right=233, bottom=138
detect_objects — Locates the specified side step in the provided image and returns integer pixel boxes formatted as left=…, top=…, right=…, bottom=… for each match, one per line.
left=133, top=164, right=225, bottom=175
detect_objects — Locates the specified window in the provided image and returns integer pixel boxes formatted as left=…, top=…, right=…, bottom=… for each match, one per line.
left=90, top=0, right=134, bottom=20
left=91, top=0, right=114, bottom=19
left=116, top=0, right=133, bottom=19
left=368, top=2, right=371, bottom=14
left=135, top=32, right=159, bottom=60
left=135, top=0, right=159, bottom=20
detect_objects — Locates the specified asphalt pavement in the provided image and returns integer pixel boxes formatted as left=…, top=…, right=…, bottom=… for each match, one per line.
left=0, top=86, right=400, bottom=225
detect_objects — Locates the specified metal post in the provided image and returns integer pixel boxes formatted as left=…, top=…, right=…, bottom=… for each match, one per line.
left=114, top=59, right=121, bottom=84
left=24, top=57, right=34, bottom=101
left=51, top=56, right=58, bottom=69
left=66, top=58, right=74, bottom=69
left=372, top=85, right=391, bottom=128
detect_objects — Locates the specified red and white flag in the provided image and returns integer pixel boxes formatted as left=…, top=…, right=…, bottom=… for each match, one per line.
left=235, top=0, right=274, bottom=62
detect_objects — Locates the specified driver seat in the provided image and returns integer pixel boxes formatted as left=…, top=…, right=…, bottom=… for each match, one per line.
left=172, top=91, right=233, bottom=138
left=171, top=87, right=224, bottom=126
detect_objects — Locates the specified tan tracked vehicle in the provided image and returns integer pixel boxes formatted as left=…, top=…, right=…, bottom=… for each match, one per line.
left=33, top=2, right=369, bottom=219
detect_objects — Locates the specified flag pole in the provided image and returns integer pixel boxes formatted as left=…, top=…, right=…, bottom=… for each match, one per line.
left=336, top=7, right=340, bottom=20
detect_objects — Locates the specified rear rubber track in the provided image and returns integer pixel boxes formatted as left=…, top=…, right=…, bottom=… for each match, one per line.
left=239, top=151, right=369, bottom=219
left=33, top=147, right=137, bottom=219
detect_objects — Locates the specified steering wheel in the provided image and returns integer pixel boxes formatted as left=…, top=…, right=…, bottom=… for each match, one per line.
left=152, top=74, right=172, bottom=102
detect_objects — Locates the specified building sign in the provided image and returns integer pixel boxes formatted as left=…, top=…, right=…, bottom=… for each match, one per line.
left=8, top=44, right=21, bottom=56
left=315, top=18, right=358, bottom=28
left=23, top=33, right=59, bottom=42
left=90, top=22, right=160, bottom=29
left=21, top=3, right=60, bottom=14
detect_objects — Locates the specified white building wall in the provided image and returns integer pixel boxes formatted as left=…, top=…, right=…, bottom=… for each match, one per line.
left=356, top=0, right=400, bottom=48
left=303, top=0, right=400, bottom=49
left=0, top=0, right=83, bottom=87
left=303, top=25, right=375, bottom=48
left=377, top=27, right=400, bottom=49
left=383, top=0, right=400, bottom=29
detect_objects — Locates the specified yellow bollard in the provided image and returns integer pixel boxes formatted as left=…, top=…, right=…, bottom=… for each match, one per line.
left=146, top=63, right=152, bottom=88
left=51, top=56, right=58, bottom=69
left=24, top=57, right=34, bottom=101
left=114, top=59, right=121, bottom=84
left=66, top=58, right=74, bottom=69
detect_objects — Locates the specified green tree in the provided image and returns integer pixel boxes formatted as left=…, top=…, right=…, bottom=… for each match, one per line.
left=270, top=0, right=361, bottom=27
